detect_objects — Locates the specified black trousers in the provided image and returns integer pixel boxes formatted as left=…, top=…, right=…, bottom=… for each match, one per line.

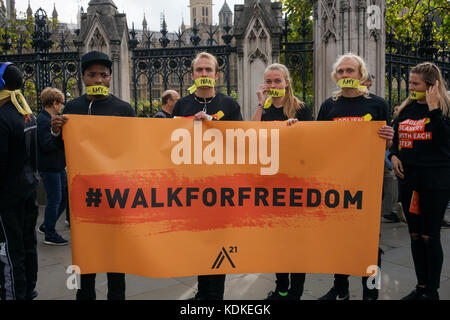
left=197, top=274, right=226, bottom=300
left=333, top=246, right=383, bottom=294
left=0, top=194, right=38, bottom=300
left=399, top=178, right=449, bottom=292
left=76, top=273, right=126, bottom=300
left=275, top=273, right=306, bottom=296
left=399, top=183, right=449, bottom=238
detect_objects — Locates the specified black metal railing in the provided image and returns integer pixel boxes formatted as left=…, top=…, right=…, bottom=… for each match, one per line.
left=280, top=13, right=314, bottom=110
left=129, top=18, right=236, bottom=116
left=385, top=16, right=449, bottom=111
left=0, top=8, right=82, bottom=112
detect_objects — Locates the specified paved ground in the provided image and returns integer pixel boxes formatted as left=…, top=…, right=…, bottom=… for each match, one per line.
left=34, top=206, right=450, bottom=300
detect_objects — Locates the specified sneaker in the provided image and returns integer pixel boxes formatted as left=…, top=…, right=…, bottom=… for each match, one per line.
left=441, top=219, right=450, bottom=229
left=401, top=286, right=426, bottom=300
left=186, top=293, right=200, bottom=300
left=265, top=290, right=289, bottom=300
left=397, top=202, right=407, bottom=223
left=318, top=287, right=349, bottom=300
left=37, top=224, right=45, bottom=235
left=26, top=290, right=38, bottom=300
left=383, top=212, right=400, bottom=223
left=286, top=291, right=302, bottom=300
left=44, top=233, right=68, bottom=246
left=419, top=289, right=439, bottom=300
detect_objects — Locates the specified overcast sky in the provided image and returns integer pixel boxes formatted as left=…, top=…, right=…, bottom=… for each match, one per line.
left=15, top=0, right=245, bottom=32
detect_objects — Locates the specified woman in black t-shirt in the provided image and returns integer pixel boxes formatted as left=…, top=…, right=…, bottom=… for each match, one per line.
left=253, top=63, right=312, bottom=300
left=389, top=62, right=450, bottom=300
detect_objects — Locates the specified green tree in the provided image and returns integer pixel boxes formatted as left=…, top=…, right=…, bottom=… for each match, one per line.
left=386, top=0, right=449, bottom=45
left=280, top=0, right=449, bottom=50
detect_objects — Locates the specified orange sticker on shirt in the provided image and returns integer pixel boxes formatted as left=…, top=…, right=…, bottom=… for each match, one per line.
left=333, top=114, right=373, bottom=122
left=409, top=191, right=421, bottom=215
left=398, top=118, right=432, bottom=149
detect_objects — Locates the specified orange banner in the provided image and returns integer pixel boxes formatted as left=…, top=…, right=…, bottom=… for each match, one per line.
left=63, top=115, right=385, bottom=278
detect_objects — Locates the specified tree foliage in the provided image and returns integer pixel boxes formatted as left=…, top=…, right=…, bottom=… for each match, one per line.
left=386, top=0, right=449, bottom=45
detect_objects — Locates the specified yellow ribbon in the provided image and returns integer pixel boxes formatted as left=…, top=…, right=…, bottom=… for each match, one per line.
left=188, top=78, right=216, bottom=94
left=410, top=91, right=426, bottom=100
left=338, top=78, right=361, bottom=89
left=263, top=88, right=286, bottom=109
left=87, top=85, right=109, bottom=96
left=0, top=89, right=33, bottom=115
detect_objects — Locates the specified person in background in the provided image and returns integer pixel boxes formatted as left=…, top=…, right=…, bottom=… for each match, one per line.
left=154, top=90, right=179, bottom=118
left=36, top=87, right=68, bottom=246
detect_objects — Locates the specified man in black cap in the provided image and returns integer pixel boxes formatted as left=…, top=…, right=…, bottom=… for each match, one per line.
left=51, top=50, right=135, bottom=300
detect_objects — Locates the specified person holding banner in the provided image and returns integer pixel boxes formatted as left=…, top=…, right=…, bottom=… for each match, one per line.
left=0, top=63, right=39, bottom=300
left=316, top=53, right=394, bottom=301
left=50, top=51, right=135, bottom=300
left=252, top=63, right=312, bottom=300
left=389, top=62, right=450, bottom=300
left=172, top=52, right=242, bottom=300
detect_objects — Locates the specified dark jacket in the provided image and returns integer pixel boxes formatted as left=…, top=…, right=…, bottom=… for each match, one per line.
left=37, top=109, right=66, bottom=172
left=0, top=101, right=38, bottom=208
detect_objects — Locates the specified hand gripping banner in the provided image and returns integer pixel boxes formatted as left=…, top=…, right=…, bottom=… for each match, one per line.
left=63, top=116, right=385, bottom=278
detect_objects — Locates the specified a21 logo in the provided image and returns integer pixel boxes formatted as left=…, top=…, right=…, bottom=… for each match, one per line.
left=211, top=246, right=237, bottom=269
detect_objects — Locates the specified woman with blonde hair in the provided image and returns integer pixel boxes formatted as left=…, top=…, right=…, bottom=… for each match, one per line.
left=253, top=63, right=312, bottom=300
left=253, top=63, right=311, bottom=122
left=389, top=62, right=450, bottom=300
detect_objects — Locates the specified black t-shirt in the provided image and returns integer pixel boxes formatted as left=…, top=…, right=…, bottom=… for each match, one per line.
left=390, top=101, right=450, bottom=168
left=63, top=94, right=135, bottom=117
left=154, top=109, right=172, bottom=118
left=261, top=104, right=313, bottom=122
left=172, top=92, right=242, bottom=121
left=317, top=94, right=390, bottom=123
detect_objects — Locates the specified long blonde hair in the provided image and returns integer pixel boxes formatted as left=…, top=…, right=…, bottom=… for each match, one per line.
left=397, top=62, right=450, bottom=117
left=264, top=63, right=305, bottom=118
left=331, top=53, right=370, bottom=101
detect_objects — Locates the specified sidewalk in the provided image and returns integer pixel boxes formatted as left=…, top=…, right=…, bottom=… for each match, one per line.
left=34, top=206, right=450, bottom=300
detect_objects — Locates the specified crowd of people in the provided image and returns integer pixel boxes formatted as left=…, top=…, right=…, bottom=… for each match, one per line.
left=0, top=49, right=448, bottom=300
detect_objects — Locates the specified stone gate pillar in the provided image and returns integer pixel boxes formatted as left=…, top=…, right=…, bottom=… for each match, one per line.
left=233, top=0, right=283, bottom=120
left=313, top=0, right=386, bottom=113
left=74, top=0, right=130, bottom=102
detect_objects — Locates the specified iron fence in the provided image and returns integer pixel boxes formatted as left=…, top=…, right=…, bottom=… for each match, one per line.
left=129, top=19, right=236, bottom=116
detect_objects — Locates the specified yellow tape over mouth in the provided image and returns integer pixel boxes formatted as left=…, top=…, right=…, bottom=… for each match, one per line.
left=263, top=88, right=286, bottom=109
left=188, top=78, right=216, bottom=94
left=410, top=91, right=426, bottom=100
left=87, top=86, right=109, bottom=96
left=338, top=78, right=361, bottom=89
left=268, top=88, right=286, bottom=98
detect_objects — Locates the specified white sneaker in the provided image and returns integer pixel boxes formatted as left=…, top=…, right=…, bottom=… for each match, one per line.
left=397, top=202, right=407, bottom=223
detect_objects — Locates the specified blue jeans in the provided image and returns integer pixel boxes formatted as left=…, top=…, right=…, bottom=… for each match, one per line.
left=39, top=170, right=68, bottom=236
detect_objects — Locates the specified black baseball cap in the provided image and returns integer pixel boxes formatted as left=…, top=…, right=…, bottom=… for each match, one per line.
left=81, top=50, right=112, bottom=75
